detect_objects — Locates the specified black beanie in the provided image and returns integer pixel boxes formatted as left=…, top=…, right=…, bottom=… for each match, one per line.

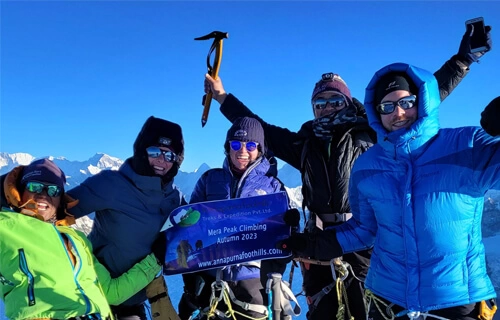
left=132, top=116, right=184, bottom=181
left=21, top=159, right=66, bottom=190
left=374, top=72, right=418, bottom=105
left=225, top=117, right=265, bottom=153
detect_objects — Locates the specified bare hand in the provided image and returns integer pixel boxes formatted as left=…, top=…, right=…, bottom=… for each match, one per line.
left=205, top=74, right=227, bottom=104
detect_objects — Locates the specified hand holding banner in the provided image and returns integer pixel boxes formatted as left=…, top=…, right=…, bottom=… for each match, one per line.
left=161, top=192, right=291, bottom=275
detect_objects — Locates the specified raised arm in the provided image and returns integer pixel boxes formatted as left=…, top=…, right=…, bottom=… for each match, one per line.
left=205, top=74, right=304, bottom=169
left=434, top=25, right=492, bottom=101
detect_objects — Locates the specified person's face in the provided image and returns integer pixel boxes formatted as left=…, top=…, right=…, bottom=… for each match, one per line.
left=312, top=91, right=348, bottom=119
left=147, top=146, right=175, bottom=176
left=379, top=90, right=418, bottom=132
left=229, top=140, right=260, bottom=171
left=21, top=183, right=61, bottom=222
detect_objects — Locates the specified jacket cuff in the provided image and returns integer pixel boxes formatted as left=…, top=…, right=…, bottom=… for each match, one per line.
left=220, top=93, right=238, bottom=116
left=140, top=253, right=163, bottom=280
left=452, top=54, right=472, bottom=70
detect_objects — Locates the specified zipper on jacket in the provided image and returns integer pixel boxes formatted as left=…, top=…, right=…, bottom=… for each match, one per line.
left=55, top=227, right=92, bottom=314
left=18, top=249, right=36, bottom=306
left=234, top=157, right=262, bottom=198
left=0, top=272, right=15, bottom=286
left=321, top=152, right=333, bottom=206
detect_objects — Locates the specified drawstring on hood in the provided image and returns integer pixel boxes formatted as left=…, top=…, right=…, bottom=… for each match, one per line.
left=3, top=164, right=78, bottom=226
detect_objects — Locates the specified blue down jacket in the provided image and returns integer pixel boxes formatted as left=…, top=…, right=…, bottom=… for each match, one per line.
left=335, top=63, right=499, bottom=311
left=190, top=156, right=283, bottom=280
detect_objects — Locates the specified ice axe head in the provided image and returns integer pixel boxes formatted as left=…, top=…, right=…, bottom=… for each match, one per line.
left=194, top=31, right=229, bottom=42
left=195, top=31, right=229, bottom=73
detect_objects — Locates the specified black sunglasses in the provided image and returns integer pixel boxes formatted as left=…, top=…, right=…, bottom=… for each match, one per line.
left=376, top=95, right=417, bottom=115
left=312, top=95, right=347, bottom=110
left=146, top=146, right=178, bottom=163
left=25, top=182, right=62, bottom=197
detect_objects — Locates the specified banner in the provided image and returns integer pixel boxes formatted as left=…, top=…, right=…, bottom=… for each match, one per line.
left=161, top=192, right=291, bottom=275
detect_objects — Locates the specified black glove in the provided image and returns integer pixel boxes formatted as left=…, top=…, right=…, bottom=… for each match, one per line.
left=480, top=96, right=500, bottom=136
left=276, top=233, right=315, bottom=257
left=152, top=232, right=167, bottom=264
left=283, top=208, right=300, bottom=228
left=458, top=24, right=492, bottom=66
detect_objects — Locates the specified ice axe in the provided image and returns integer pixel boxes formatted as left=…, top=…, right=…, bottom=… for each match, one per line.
left=195, top=31, right=229, bottom=127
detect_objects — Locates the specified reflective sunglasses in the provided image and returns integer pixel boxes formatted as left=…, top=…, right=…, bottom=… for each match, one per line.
left=146, top=146, right=178, bottom=163
left=25, top=182, right=62, bottom=197
left=312, top=95, right=347, bottom=110
left=376, top=95, right=417, bottom=115
left=229, top=140, right=259, bottom=152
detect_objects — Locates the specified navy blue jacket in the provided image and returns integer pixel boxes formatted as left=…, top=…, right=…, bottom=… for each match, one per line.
left=67, top=159, right=184, bottom=306
left=190, top=156, right=284, bottom=280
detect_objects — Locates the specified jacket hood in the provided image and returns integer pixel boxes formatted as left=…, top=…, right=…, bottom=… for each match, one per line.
left=132, top=116, right=184, bottom=183
left=364, top=63, right=441, bottom=151
left=3, top=165, right=77, bottom=226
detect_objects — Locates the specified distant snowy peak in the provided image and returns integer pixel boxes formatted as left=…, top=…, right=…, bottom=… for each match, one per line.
left=195, top=163, right=211, bottom=173
left=90, top=153, right=123, bottom=168
left=86, top=153, right=123, bottom=174
left=0, top=152, right=35, bottom=169
left=0, top=153, right=125, bottom=188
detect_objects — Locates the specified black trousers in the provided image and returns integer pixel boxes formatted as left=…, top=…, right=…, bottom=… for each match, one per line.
left=110, top=304, right=146, bottom=320
left=303, top=250, right=370, bottom=320
left=179, top=272, right=264, bottom=320
left=367, top=295, right=480, bottom=320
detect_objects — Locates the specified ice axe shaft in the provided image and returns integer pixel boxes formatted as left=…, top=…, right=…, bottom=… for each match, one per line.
left=195, top=31, right=228, bottom=127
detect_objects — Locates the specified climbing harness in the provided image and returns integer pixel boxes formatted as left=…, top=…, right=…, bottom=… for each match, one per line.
left=189, top=278, right=266, bottom=320
left=292, top=257, right=358, bottom=320
left=365, top=290, right=453, bottom=320
left=188, top=270, right=300, bottom=320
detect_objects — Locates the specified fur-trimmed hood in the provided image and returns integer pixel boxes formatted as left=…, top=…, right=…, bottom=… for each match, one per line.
left=2, top=165, right=78, bottom=226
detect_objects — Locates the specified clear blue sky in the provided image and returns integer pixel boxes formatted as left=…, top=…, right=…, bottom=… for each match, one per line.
left=1, top=1, right=499, bottom=172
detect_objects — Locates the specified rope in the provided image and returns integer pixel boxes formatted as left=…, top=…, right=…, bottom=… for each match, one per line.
left=334, top=260, right=353, bottom=320
left=365, top=290, right=395, bottom=320
left=292, top=257, right=364, bottom=282
left=365, top=290, right=451, bottom=320
left=398, top=311, right=450, bottom=320
left=196, top=280, right=267, bottom=320
left=299, top=258, right=355, bottom=319
left=220, top=289, right=267, bottom=320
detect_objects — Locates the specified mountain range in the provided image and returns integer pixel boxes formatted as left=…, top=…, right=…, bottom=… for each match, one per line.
left=0, top=152, right=304, bottom=209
